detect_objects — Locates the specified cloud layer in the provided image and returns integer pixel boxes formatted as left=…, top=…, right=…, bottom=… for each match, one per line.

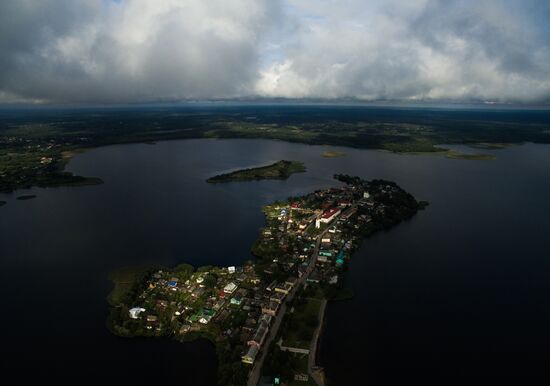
left=1, top=0, right=549, bottom=104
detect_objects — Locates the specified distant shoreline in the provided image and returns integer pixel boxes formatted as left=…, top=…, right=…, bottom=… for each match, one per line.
left=4, top=104, right=543, bottom=194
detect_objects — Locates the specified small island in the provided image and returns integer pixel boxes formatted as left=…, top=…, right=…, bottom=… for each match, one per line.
left=321, top=150, right=346, bottom=158
left=108, top=175, right=425, bottom=385
left=207, top=160, right=306, bottom=183
left=16, top=195, right=37, bottom=200
left=445, top=151, right=496, bottom=160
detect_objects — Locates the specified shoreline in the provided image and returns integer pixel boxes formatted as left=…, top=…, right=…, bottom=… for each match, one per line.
left=309, top=299, right=328, bottom=386
left=386, top=148, right=497, bottom=160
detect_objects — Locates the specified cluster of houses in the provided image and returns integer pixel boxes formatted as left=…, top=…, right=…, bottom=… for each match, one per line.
left=256, top=183, right=377, bottom=281
left=242, top=276, right=298, bottom=364
left=127, top=265, right=255, bottom=331
left=126, top=261, right=303, bottom=366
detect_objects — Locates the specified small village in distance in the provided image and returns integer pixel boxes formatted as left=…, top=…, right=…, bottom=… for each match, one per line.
left=108, top=174, right=424, bottom=386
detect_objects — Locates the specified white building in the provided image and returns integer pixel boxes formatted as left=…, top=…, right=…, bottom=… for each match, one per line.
left=224, top=282, right=237, bottom=294
left=129, top=307, right=146, bottom=319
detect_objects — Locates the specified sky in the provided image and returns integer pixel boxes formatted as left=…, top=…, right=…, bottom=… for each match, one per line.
left=0, top=0, right=549, bottom=104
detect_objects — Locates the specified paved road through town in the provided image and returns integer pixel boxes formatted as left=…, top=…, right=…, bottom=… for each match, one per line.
left=247, top=223, right=334, bottom=386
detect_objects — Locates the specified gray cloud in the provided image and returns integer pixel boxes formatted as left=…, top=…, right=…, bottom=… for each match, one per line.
left=0, top=0, right=279, bottom=103
left=0, top=0, right=549, bottom=104
left=257, top=0, right=550, bottom=103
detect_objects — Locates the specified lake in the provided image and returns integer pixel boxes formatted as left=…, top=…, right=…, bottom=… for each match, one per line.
left=1, top=138, right=549, bottom=385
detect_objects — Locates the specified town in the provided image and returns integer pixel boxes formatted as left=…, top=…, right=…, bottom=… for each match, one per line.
left=108, top=175, right=424, bottom=386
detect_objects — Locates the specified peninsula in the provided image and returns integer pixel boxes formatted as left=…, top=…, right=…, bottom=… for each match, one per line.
left=107, top=175, right=424, bottom=385
left=207, top=160, right=306, bottom=183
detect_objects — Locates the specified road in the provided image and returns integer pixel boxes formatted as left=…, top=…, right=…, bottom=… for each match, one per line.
left=247, top=224, right=334, bottom=386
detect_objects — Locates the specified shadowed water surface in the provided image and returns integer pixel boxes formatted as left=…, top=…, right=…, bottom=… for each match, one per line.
left=1, top=139, right=549, bottom=385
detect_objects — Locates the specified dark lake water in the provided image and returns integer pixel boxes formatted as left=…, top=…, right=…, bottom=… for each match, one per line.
left=1, top=138, right=549, bottom=385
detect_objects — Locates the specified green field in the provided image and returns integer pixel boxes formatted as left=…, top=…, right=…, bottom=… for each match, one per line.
left=107, top=266, right=155, bottom=306
left=262, top=348, right=317, bottom=386
left=281, top=297, right=322, bottom=349
left=286, top=354, right=317, bottom=386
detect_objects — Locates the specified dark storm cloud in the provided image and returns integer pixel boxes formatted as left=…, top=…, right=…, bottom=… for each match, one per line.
left=0, top=0, right=549, bottom=104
